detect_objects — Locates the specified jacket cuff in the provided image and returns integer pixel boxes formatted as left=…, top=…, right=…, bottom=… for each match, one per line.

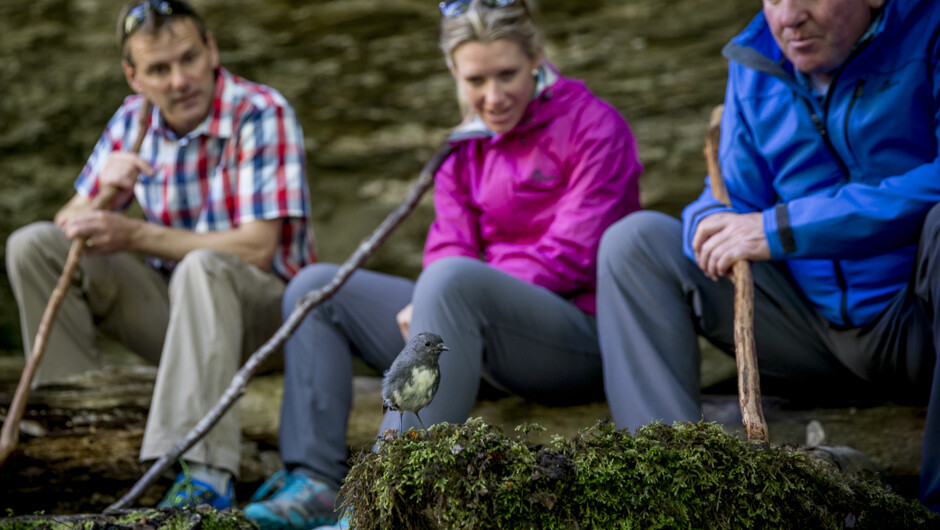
left=763, top=204, right=796, bottom=258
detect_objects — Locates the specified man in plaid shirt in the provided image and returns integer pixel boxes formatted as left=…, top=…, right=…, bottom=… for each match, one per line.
left=5, top=0, right=314, bottom=509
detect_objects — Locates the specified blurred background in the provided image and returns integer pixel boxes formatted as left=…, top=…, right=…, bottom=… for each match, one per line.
left=0, top=0, right=756, bottom=354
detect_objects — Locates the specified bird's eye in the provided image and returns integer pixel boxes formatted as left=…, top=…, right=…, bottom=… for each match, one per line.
left=424, top=341, right=431, bottom=347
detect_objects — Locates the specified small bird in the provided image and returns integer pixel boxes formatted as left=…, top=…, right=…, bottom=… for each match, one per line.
left=382, top=332, right=449, bottom=430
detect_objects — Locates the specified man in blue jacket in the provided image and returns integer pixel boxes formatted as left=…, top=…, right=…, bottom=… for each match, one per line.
left=597, top=0, right=940, bottom=512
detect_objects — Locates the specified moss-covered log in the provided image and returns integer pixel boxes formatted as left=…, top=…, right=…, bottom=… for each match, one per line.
left=0, top=507, right=256, bottom=530
left=341, top=419, right=938, bottom=529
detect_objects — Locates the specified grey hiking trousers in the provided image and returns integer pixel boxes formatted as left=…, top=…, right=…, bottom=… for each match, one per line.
left=279, top=256, right=603, bottom=491
left=596, top=209, right=940, bottom=510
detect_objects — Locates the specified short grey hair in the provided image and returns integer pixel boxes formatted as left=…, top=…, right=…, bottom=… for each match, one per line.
left=439, top=0, right=542, bottom=70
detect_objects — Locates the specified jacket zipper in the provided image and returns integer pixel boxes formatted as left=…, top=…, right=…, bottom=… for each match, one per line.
left=805, top=98, right=856, bottom=328
left=843, top=80, right=865, bottom=163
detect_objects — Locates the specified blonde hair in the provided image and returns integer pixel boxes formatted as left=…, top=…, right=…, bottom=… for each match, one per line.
left=440, top=0, right=543, bottom=120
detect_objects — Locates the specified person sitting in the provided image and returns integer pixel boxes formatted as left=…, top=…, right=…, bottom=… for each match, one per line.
left=596, top=0, right=940, bottom=513
left=5, top=0, right=315, bottom=509
left=242, top=0, right=642, bottom=527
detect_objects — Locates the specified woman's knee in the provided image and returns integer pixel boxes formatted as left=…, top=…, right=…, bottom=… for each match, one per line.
left=283, top=263, right=341, bottom=314
left=413, top=256, right=489, bottom=303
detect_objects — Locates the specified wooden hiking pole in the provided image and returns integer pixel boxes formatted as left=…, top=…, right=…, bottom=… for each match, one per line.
left=0, top=100, right=152, bottom=468
left=703, top=104, right=768, bottom=443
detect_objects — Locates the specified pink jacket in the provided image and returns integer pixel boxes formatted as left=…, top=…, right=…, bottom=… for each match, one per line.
left=424, top=70, right=642, bottom=314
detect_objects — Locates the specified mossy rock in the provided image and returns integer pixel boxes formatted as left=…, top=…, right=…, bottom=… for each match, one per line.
left=0, top=507, right=257, bottom=530
left=341, top=418, right=938, bottom=529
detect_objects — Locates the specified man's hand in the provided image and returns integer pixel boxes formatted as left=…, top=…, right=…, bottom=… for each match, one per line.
left=396, top=303, right=413, bottom=341
left=54, top=153, right=154, bottom=226
left=59, top=211, right=142, bottom=254
left=97, top=152, right=154, bottom=209
left=692, top=212, right=770, bottom=280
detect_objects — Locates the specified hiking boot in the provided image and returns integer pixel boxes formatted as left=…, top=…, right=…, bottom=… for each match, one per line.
left=243, top=470, right=340, bottom=529
left=157, top=472, right=235, bottom=510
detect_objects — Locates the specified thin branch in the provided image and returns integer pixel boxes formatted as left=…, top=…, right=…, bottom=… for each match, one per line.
left=107, top=143, right=456, bottom=511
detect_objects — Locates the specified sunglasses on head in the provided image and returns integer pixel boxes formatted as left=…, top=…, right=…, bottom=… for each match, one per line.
left=439, top=0, right=517, bottom=18
left=121, top=0, right=194, bottom=44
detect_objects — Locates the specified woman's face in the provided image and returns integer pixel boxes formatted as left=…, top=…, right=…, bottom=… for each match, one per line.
left=450, top=38, right=540, bottom=134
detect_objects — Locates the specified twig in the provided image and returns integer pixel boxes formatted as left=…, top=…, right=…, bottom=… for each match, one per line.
left=106, top=143, right=456, bottom=511
left=0, top=100, right=152, bottom=468
left=703, top=104, right=768, bottom=443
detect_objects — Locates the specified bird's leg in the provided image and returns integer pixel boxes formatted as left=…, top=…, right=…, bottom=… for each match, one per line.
left=399, top=411, right=404, bottom=434
left=414, top=412, right=426, bottom=430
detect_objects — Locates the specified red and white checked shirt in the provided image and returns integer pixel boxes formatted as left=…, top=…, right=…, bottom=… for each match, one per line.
left=75, top=68, right=315, bottom=280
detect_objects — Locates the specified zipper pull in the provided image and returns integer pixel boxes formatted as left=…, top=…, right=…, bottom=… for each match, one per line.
left=810, top=113, right=827, bottom=137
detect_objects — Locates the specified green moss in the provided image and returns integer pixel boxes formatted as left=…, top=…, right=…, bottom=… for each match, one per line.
left=0, top=508, right=257, bottom=530
left=341, top=418, right=938, bottom=529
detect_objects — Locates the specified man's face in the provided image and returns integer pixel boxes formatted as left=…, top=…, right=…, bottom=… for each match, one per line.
left=763, top=0, right=884, bottom=82
left=122, top=18, right=219, bottom=136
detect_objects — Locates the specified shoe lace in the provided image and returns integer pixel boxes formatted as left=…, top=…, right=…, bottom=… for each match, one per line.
left=250, top=469, right=294, bottom=503
left=280, top=474, right=315, bottom=500
left=164, top=460, right=212, bottom=505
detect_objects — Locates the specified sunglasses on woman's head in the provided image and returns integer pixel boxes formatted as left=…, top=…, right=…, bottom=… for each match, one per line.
left=121, top=0, right=194, bottom=44
left=439, top=0, right=517, bottom=18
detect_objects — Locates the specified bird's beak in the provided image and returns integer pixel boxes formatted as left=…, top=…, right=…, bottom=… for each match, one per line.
left=442, top=346, right=450, bottom=352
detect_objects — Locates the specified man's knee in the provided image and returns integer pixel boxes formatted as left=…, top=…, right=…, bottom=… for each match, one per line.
left=168, top=249, right=242, bottom=291
left=598, top=211, right=681, bottom=271
left=6, top=222, right=64, bottom=266
left=921, top=203, right=940, bottom=250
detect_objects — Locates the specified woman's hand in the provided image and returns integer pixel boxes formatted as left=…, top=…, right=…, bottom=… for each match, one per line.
left=396, top=303, right=413, bottom=340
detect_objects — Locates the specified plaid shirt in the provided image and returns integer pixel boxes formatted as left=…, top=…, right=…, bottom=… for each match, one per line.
left=76, top=68, right=315, bottom=280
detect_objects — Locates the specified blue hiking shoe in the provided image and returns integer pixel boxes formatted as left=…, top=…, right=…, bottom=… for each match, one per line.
left=313, top=510, right=350, bottom=529
left=157, top=472, right=235, bottom=510
left=243, top=470, right=340, bottom=529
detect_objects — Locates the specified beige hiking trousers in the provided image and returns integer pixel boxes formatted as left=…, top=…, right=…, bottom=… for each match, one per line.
left=6, top=221, right=285, bottom=476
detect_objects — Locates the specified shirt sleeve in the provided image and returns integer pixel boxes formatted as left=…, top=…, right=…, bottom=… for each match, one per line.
left=423, top=150, right=483, bottom=266
left=75, top=98, right=140, bottom=202
left=681, top=85, right=777, bottom=261
left=693, top=53, right=940, bottom=262
left=232, top=98, right=309, bottom=226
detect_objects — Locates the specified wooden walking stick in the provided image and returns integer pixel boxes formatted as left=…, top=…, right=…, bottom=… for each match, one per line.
left=106, top=142, right=456, bottom=511
left=0, top=100, right=152, bottom=468
left=703, top=104, right=768, bottom=443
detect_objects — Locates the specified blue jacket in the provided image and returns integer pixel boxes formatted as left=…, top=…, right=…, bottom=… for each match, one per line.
left=682, top=0, right=940, bottom=327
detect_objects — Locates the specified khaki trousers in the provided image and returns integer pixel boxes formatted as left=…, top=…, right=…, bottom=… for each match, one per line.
left=6, top=222, right=285, bottom=476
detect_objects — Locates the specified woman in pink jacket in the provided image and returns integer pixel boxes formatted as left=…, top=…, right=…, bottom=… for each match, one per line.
left=245, top=1, right=642, bottom=527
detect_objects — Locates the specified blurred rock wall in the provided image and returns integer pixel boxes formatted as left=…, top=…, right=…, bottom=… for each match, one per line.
left=0, top=0, right=756, bottom=350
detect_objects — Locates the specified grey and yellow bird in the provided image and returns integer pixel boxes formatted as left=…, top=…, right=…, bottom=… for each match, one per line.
left=382, top=332, right=449, bottom=430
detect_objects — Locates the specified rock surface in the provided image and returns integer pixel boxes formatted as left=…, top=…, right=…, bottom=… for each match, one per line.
left=0, top=0, right=754, bottom=348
